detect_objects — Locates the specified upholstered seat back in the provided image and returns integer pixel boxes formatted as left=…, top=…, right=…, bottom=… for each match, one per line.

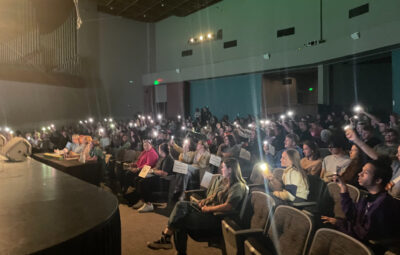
left=268, top=205, right=312, bottom=255
left=308, top=228, right=373, bottom=255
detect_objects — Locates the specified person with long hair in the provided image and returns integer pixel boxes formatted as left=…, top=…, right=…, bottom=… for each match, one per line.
left=300, top=140, right=322, bottom=176
left=147, top=157, right=247, bottom=254
left=269, top=149, right=309, bottom=203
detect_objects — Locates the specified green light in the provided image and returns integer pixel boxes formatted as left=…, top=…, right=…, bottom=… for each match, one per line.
left=308, top=87, right=313, bottom=92
left=154, top=80, right=160, bottom=85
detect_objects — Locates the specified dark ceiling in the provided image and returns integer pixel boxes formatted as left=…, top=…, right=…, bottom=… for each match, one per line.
left=97, top=0, right=222, bottom=23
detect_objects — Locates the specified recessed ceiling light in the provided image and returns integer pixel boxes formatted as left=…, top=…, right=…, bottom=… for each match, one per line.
left=189, top=38, right=195, bottom=43
left=207, top=33, right=212, bottom=39
left=199, top=35, right=204, bottom=41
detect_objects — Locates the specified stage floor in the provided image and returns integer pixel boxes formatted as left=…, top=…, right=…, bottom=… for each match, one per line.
left=0, top=156, right=120, bottom=254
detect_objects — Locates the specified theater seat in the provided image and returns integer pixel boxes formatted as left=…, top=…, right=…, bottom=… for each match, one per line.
left=245, top=205, right=313, bottom=255
left=222, top=191, right=275, bottom=255
left=308, top=228, right=373, bottom=255
left=327, top=183, right=360, bottom=219
left=187, top=185, right=250, bottom=250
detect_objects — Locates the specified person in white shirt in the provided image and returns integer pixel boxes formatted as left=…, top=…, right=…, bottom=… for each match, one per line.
left=320, top=137, right=351, bottom=182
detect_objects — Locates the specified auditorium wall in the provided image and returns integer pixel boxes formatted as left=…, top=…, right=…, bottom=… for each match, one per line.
left=0, top=80, right=99, bottom=129
left=393, top=49, right=400, bottom=114
left=190, top=73, right=262, bottom=120
left=143, top=0, right=400, bottom=84
left=329, top=56, right=392, bottom=115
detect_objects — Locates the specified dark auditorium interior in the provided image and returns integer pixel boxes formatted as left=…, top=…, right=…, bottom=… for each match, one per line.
left=1, top=0, right=400, bottom=254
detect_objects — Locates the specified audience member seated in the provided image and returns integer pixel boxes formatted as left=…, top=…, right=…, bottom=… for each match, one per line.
left=172, top=139, right=211, bottom=198
left=321, top=157, right=400, bottom=243
left=267, top=133, right=303, bottom=168
left=87, top=138, right=109, bottom=186
left=266, top=149, right=309, bottom=205
left=216, top=134, right=241, bottom=158
left=361, top=125, right=381, bottom=148
left=132, top=143, right=175, bottom=213
left=69, top=135, right=86, bottom=157
left=121, top=140, right=159, bottom=195
left=300, top=140, right=322, bottom=176
left=373, top=128, right=399, bottom=159
left=387, top=145, right=400, bottom=199
left=320, top=136, right=351, bottom=182
left=146, top=158, right=247, bottom=254
left=341, top=144, right=365, bottom=188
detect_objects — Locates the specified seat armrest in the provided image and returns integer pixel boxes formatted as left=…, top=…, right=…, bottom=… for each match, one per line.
left=213, top=210, right=239, bottom=218
left=185, top=189, right=206, bottom=196
left=292, top=201, right=317, bottom=207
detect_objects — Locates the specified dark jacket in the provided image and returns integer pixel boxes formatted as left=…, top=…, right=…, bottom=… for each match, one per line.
left=337, top=192, right=400, bottom=241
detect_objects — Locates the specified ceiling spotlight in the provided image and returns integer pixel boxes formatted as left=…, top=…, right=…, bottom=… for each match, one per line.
left=176, top=68, right=180, bottom=74
left=199, top=35, right=204, bottom=41
left=207, top=33, right=212, bottom=39
left=189, top=38, right=195, bottom=43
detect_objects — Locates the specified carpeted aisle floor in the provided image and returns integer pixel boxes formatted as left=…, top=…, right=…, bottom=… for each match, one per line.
left=119, top=204, right=222, bottom=255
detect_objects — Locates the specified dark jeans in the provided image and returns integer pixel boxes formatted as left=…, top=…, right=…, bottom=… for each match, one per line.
left=168, top=201, right=220, bottom=254
left=136, top=176, right=160, bottom=203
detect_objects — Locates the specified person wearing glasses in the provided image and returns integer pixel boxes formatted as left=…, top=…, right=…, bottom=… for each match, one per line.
left=320, top=136, right=351, bottom=182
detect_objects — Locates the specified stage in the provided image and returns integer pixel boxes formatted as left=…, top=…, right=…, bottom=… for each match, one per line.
left=0, top=156, right=120, bottom=254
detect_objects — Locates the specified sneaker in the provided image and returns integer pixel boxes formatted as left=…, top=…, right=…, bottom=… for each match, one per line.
left=138, top=203, right=154, bottom=213
left=147, top=234, right=172, bottom=250
left=132, top=200, right=144, bottom=210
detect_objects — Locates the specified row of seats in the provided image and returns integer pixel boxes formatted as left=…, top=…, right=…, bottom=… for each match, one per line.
left=184, top=173, right=375, bottom=255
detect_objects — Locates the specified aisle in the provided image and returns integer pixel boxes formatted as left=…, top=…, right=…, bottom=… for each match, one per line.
left=119, top=204, right=222, bottom=255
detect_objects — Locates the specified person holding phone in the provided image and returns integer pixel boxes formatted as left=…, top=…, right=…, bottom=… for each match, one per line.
left=321, top=157, right=400, bottom=242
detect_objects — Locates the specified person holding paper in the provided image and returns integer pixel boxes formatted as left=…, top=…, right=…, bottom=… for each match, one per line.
left=120, top=140, right=159, bottom=194
left=172, top=139, right=211, bottom=198
left=147, top=158, right=247, bottom=254
left=132, top=143, right=175, bottom=212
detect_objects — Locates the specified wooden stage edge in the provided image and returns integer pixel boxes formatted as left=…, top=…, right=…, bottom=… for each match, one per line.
left=0, top=156, right=121, bottom=254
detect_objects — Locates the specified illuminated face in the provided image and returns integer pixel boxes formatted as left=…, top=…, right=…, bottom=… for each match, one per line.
left=397, top=145, right=400, bottom=161
left=280, top=151, right=292, bottom=168
left=196, top=141, right=204, bottom=151
left=358, top=163, right=376, bottom=188
left=349, top=145, right=359, bottom=160
left=143, top=142, right=151, bottom=151
left=224, top=136, right=230, bottom=146
left=79, top=136, right=85, bottom=144
left=221, top=162, right=231, bottom=178
left=284, top=137, right=294, bottom=148
left=72, top=136, right=79, bottom=144
left=303, top=144, right=312, bottom=158
left=385, top=131, right=397, bottom=144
